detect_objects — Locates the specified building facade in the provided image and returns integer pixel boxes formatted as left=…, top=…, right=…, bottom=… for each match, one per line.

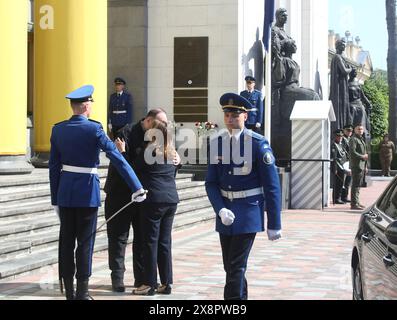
left=0, top=0, right=329, bottom=173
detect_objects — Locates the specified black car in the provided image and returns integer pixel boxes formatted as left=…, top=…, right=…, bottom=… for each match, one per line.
left=352, top=177, right=397, bottom=300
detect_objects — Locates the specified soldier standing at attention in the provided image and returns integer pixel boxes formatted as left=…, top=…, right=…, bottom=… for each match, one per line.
left=341, top=124, right=353, bottom=202
left=240, top=76, right=264, bottom=134
left=205, top=93, right=281, bottom=300
left=108, top=77, right=133, bottom=138
left=331, top=129, right=349, bottom=204
left=349, top=124, right=368, bottom=210
left=49, top=85, right=146, bottom=300
left=379, top=133, right=395, bottom=177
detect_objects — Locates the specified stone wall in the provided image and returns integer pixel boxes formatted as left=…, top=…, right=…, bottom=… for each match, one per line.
left=108, top=0, right=148, bottom=122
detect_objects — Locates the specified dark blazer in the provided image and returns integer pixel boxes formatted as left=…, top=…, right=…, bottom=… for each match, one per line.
left=349, top=134, right=367, bottom=170
left=104, top=120, right=145, bottom=196
left=133, top=146, right=179, bottom=204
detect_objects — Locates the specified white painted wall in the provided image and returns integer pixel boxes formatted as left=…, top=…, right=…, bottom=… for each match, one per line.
left=147, top=0, right=239, bottom=127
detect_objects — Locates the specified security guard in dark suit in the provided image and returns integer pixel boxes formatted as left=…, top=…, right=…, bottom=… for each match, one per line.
left=341, top=124, right=353, bottom=202
left=331, top=129, right=349, bottom=204
left=349, top=123, right=368, bottom=210
left=205, top=93, right=282, bottom=300
left=49, top=85, right=146, bottom=300
left=104, top=108, right=170, bottom=292
left=240, top=76, right=264, bottom=134
left=108, top=77, right=133, bottom=138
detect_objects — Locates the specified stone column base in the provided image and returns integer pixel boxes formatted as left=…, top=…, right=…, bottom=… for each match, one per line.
left=0, top=155, right=34, bottom=175
left=30, top=153, right=50, bottom=168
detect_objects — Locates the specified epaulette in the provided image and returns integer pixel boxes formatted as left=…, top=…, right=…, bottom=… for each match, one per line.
left=88, top=119, right=101, bottom=125
left=246, top=129, right=266, bottom=142
left=53, top=120, right=67, bottom=126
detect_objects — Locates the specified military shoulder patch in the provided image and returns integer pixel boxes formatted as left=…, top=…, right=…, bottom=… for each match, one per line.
left=263, top=151, right=274, bottom=165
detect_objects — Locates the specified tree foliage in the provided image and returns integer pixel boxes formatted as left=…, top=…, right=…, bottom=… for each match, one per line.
left=362, top=69, right=389, bottom=145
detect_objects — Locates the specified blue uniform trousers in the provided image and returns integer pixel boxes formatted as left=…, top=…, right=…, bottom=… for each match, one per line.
left=105, top=193, right=144, bottom=286
left=58, top=207, right=98, bottom=280
left=140, top=203, right=177, bottom=287
left=219, top=233, right=256, bottom=300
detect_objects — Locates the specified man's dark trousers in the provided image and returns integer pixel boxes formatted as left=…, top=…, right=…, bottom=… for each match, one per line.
left=105, top=193, right=144, bottom=286
left=219, top=233, right=256, bottom=300
left=59, top=207, right=98, bottom=280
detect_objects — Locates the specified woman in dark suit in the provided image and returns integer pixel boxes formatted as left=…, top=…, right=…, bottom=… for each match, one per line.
left=132, top=120, right=180, bottom=295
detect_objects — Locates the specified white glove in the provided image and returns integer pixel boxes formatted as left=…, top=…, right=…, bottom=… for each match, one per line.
left=53, top=205, right=60, bottom=218
left=108, top=123, right=112, bottom=131
left=267, top=229, right=282, bottom=241
left=219, top=208, right=235, bottom=226
left=131, top=188, right=147, bottom=203
left=255, top=122, right=261, bottom=128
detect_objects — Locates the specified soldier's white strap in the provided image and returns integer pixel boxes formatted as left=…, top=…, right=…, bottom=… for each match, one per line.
left=62, top=165, right=98, bottom=174
left=220, top=187, right=264, bottom=200
left=249, top=108, right=258, bottom=112
left=112, top=111, right=127, bottom=114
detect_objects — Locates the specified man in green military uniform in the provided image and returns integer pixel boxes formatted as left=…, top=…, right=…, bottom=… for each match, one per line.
left=349, top=124, right=368, bottom=210
left=331, top=129, right=349, bottom=204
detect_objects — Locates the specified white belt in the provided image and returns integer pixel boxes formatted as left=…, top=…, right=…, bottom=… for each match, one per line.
left=112, top=110, right=127, bottom=114
left=62, top=165, right=98, bottom=174
left=249, top=108, right=258, bottom=112
left=220, top=187, right=263, bottom=200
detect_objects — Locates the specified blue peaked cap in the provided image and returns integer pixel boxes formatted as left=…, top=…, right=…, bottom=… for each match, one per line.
left=220, top=93, right=253, bottom=113
left=65, top=85, right=94, bottom=102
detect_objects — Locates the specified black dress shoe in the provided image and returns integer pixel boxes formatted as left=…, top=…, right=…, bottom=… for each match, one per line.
left=112, top=279, right=125, bottom=293
left=76, top=280, right=94, bottom=300
left=335, top=199, right=346, bottom=204
left=157, top=284, right=172, bottom=295
left=341, top=199, right=351, bottom=203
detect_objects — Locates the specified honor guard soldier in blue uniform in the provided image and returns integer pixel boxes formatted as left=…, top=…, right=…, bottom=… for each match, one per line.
left=108, top=77, right=133, bottom=138
left=205, top=93, right=282, bottom=300
left=49, top=85, right=146, bottom=300
left=240, top=76, right=264, bottom=134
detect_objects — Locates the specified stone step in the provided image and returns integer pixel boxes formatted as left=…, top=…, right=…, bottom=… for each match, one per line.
left=0, top=208, right=215, bottom=279
left=0, top=185, right=208, bottom=219
left=0, top=170, right=194, bottom=189
left=0, top=233, right=110, bottom=279
left=0, top=176, right=196, bottom=203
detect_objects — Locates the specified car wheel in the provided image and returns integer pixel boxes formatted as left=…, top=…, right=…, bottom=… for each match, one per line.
left=353, top=264, right=364, bottom=300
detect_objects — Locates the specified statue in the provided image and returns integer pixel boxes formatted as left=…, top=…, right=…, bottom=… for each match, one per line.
left=271, top=8, right=292, bottom=66
left=329, top=39, right=352, bottom=133
left=271, top=39, right=320, bottom=164
left=348, top=67, right=372, bottom=139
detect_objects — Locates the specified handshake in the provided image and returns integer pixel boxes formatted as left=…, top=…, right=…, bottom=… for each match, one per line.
left=131, top=188, right=148, bottom=203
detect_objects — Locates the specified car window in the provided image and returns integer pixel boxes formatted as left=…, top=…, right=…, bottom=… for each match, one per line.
left=377, top=180, right=397, bottom=214
left=379, top=182, right=397, bottom=220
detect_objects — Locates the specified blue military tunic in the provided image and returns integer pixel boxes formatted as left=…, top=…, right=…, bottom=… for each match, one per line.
left=205, top=129, right=281, bottom=235
left=108, top=91, right=132, bottom=127
left=49, top=115, right=142, bottom=207
left=240, top=90, right=264, bottom=126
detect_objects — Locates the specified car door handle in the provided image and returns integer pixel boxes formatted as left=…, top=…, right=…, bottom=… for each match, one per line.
left=361, top=233, right=372, bottom=243
left=383, top=254, right=395, bottom=267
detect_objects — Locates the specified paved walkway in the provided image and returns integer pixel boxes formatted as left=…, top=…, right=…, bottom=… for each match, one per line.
left=0, top=178, right=392, bottom=300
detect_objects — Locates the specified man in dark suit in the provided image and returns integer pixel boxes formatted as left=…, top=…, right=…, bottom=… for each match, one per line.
left=349, top=124, right=368, bottom=210
left=104, top=108, right=181, bottom=292
left=49, top=85, right=146, bottom=300
left=108, top=77, right=133, bottom=138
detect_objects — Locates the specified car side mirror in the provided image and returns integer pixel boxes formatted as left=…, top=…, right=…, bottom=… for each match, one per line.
left=385, top=221, right=397, bottom=245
